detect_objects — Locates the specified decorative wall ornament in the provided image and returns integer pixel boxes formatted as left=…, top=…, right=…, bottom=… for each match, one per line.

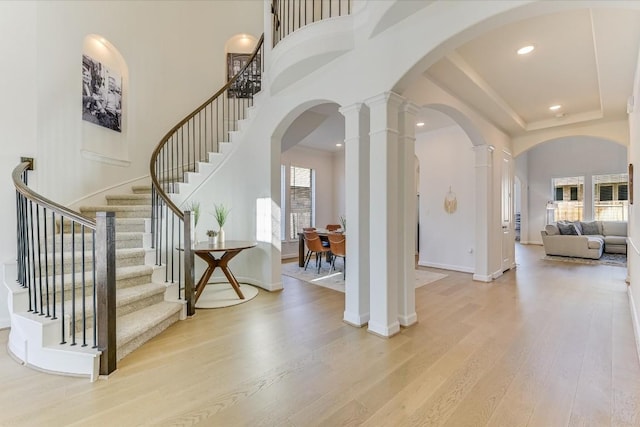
left=444, top=186, right=457, bottom=214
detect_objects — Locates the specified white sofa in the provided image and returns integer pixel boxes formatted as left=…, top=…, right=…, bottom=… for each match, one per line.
left=540, top=220, right=627, bottom=260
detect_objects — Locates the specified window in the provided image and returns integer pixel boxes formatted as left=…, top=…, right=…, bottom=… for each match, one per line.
left=594, top=173, right=628, bottom=221
left=599, top=185, right=613, bottom=201
left=570, top=186, right=578, bottom=201
left=555, top=187, right=563, bottom=201
left=619, top=184, right=628, bottom=201
left=289, top=166, right=315, bottom=239
left=551, top=176, right=584, bottom=221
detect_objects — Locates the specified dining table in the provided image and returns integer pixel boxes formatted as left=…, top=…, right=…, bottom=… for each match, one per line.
left=297, top=228, right=343, bottom=267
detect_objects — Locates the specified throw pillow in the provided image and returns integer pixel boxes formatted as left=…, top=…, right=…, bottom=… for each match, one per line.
left=558, top=222, right=579, bottom=235
left=545, top=224, right=559, bottom=236
left=572, top=221, right=583, bottom=235
left=580, top=221, right=600, bottom=235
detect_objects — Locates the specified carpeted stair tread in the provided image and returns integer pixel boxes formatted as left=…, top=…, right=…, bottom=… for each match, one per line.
left=37, top=248, right=145, bottom=273
left=62, top=282, right=168, bottom=326
left=79, top=205, right=151, bottom=219
left=114, top=218, right=147, bottom=232
left=131, top=185, right=152, bottom=194
left=116, top=283, right=167, bottom=307
left=106, top=194, right=152, bottom=206
left=116, top=301, right=182, bottom=358
left=45, top=231, right=144, bottom=251
left=37, top=264, right=154, bottom=294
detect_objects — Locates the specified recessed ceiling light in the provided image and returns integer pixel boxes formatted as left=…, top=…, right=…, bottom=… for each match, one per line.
left=549, top=105, right=562, bottom=111
left=336, top=143, right=342, bottom=147
left=517, top=45, right=535, bottom=55
left=416, top=122, right=425, bottom=127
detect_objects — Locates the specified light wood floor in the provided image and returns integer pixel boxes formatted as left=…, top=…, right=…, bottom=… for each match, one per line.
left=1, top=244, right=640, bottom=426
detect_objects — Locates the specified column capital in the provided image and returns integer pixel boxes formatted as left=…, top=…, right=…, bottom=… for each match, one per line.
left=339, top=102, right=364, bottom=117
left=473, top=144, right=495, bottom=153
left=474, top=144, right=495, bottom=168
left=401, top=101, right=421, bottom=116
left=365, top=91, right=405, bottom=109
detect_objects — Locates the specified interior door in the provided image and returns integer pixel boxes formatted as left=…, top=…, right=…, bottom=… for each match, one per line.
left=501, top=152, right=515, bottom=272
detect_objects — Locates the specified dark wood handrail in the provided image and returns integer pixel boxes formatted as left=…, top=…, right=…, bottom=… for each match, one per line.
left=149, top=34, right=265, bottom=220
left=13, top=158, right=117, bottom=376
left=12, top=161, right=96, bottom=229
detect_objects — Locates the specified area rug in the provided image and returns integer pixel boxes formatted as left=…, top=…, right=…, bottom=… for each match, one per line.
left=195, top=283, right=259, bottom=309
left=543, top=252, right=627, bottom=267
left=281, top=260, right=447, bottom=293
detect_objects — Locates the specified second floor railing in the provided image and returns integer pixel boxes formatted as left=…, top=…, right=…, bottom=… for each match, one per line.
left=150, top=35, right=264, bottom=315
left=272, top=0, right=352, bottom=46
left=13, top=158, right=117, bottom=375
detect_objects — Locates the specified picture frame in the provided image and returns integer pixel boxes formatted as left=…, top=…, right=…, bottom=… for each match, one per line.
left=226, top=52, right=261, bottom=99
left=82, top=54, right=122, bottom=132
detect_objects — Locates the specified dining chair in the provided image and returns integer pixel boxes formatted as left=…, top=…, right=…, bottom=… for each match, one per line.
left=303, top=230, right=331, bottom=273
left=326, top=224, right=341, bottom=231
left=327, top=233, right=346, bottom=279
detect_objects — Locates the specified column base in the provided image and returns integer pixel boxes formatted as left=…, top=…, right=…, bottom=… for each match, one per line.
left=367, top=320, right=400, bottom=338
left=398, top=312, right=417, bottom=327
left=343, top=311, right=369, bottom=327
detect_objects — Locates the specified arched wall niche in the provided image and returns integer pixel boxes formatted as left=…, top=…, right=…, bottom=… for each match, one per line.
left=224, top=33, right=258, bottom=55
left=81, top=34, right=129, bottom=166
left=224, top=34, right=259, bottom=80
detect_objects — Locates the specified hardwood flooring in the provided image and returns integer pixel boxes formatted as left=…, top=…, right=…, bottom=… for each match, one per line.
left=1, top=244, right=639, bottom=426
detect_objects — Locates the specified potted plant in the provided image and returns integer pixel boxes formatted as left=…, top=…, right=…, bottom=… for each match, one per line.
left=186, top=200, right=201, bottom=242
left=339, top=215, right=346, bottom=232
left=213, top=203, right=231, bottom=243
left=206, top=229, right=218, bottom=245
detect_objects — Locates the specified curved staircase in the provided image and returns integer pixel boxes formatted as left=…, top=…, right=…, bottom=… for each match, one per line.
left=7, top=183, right=182, bottom=380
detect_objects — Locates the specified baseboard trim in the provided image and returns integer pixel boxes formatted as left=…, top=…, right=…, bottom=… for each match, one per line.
left=66, top=174, right=149, bottom=207
left=417, top=260, right=474, bottom=274
left=473, top=273, right=493, bottom=282
left=367, top=320, right=400, bottom=338
left=628, top=287, right=640, bottom=366
left=398, top=312, right=417, bottom=327
left=343, top=311, right=369, bottom=327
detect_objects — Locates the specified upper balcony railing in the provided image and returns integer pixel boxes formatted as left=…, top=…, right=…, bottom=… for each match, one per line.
left=272, top=0, right=352, bottom=47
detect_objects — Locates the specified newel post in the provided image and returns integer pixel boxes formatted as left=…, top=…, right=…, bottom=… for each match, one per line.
left=184, top=211, right=195, bottom=316
left=96, top=211, right=116, bottom=376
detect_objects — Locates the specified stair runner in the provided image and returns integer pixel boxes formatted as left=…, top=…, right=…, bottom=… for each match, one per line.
left=75, top=184, right=182, bottom=361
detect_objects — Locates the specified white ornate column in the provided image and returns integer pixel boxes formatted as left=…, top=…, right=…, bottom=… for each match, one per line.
left=339, top=102, right=370, bottom=326
left=473, top=144, right=494, bottom=282
left=397, top=101, right=419, bottom=327
left=365, top=92, right=404, bottom=337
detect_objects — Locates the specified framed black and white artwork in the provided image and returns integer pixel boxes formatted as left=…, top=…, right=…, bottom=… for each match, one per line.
left=226, top=52, right=261, bottom=99
left=82, top=54, right=122, bottom=132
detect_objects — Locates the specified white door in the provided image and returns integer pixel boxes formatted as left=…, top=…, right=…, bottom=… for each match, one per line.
left=501, top=152, right=515, bottom=271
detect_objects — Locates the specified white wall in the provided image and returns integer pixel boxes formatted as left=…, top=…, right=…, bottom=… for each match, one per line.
left=519, top=137, right=627, bottom=244
left=333, top=150, right=346, bottom=221
left=416, top=125, right=476, bottom=273
left=628, top=39, right=640, bottom=364
left=0, top=2, right=38, bottom=328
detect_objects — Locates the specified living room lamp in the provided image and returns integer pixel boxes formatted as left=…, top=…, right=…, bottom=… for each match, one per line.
left=546, top=201, right=556, bottom=225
